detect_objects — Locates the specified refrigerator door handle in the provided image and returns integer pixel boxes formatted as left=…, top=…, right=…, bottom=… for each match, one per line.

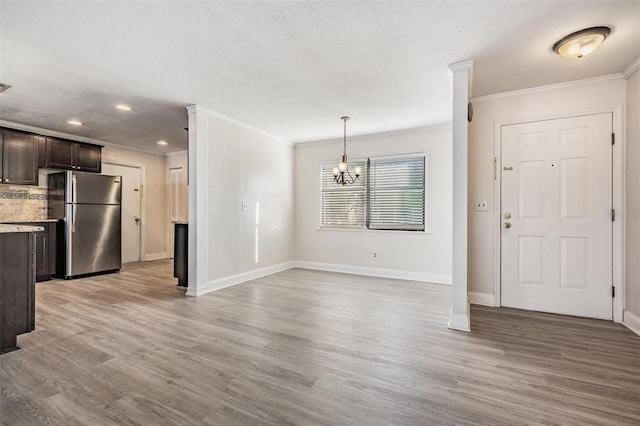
left=71, top=204, right=76, bottom=233
left=72, top=174, right=77, bottom=204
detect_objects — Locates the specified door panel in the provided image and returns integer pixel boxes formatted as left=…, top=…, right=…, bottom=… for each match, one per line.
left=72, top=172, right=121, bottom=205
left=2, top=129, right=38, bottom=185
left=501, top=113, right=612, bottom=320
left=68, top=204, right=121, bottom=276
left=101, top=163, right=141, bottom=263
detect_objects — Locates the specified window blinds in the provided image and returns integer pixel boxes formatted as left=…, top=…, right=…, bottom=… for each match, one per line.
left=320, top=160, right=368, bottom=228
left=368, top=155, right=425, bottom=231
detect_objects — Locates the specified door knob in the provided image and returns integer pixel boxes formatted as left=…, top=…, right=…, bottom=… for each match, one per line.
left=504, top=212, right=511, bottom=219
left=504, top=222, right=512, bottom=229
left=134, top=217, right=140, bottom=223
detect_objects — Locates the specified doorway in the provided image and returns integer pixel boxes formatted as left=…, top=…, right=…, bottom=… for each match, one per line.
left=499, top=113, right=613, bottom=320
left=102, top=162, right=143, bottom=264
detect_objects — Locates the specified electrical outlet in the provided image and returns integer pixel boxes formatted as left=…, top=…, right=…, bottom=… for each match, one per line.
left=268, top=250, right=273, bottom=257
left=242, top=202, right=249, bottom=211
left=474, top=200, right=488, bottom=211
left=373, top=251, right=377, bottom=258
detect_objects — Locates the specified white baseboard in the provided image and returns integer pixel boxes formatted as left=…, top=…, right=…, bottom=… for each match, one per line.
left=623, top=310, right=640, bottom=336
left=294, top=261, right=452, bottom=284
left=448, top=306, right=470, bottom=332
left=144, top=252, right=168, bottom=261
left=187, top=261, right=295, bottom=297
left=468, top=291, right=495, bottom=307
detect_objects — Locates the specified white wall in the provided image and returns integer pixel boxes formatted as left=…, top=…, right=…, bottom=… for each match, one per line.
left=166, top=151, right=188, bottom=257
left=206, top=112, right=295, bottom=284
left=102, top=146, right=168, bottom=259
left=625, top=68, right=640, bottom=319
left=294, top=126, right=453, bottom=283
left=469, top=76, right=626, bottom=303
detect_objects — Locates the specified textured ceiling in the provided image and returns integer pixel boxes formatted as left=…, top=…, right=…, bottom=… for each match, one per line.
left=0, top=1, right=638, bottom=153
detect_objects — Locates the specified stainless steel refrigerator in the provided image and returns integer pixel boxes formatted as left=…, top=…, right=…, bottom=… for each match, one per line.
left=48, top=171, right=122, bottom=279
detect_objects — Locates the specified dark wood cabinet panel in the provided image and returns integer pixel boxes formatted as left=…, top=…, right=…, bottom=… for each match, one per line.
left=44, top=137, right=102, bottom=173
left=174, top=223, right=188, bottom=287
left=75, top=143, right=101, bottom=173
left=1, top=129, right=38, bottom=185
left=19, top=222, right=56, bottom=282
left=45, top=137, right=75, bottom=170
left=0, top=232, right=35, bottom=354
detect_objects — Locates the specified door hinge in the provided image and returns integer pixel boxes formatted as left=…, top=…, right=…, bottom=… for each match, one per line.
left=612, top=133, right=615, bottom=145
left=611, top=209, right=616, bottom=221
left=612, top=285, right=615, bottom=298
left=493, top=157, right=497, bottom=180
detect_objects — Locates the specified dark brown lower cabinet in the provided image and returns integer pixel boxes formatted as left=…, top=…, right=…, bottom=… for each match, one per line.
left=0, top=232, right=36, bottom=354
left=174, top=223, right=188, bottom=287
left=18, top=222, right=56, bottom=282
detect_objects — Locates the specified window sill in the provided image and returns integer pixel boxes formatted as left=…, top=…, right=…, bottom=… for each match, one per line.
left=315, top=227, right=431, bottom=234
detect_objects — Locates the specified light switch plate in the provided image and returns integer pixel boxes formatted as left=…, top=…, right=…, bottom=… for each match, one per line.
left=475, top=200, right=488, bottom=211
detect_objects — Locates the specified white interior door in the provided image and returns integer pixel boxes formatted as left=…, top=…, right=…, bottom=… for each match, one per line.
left=501, top=113, right=613, bottom=319
left=102, top=163, right=142, bottom=263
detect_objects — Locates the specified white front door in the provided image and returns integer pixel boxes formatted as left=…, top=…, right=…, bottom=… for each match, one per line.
left=501, top=113, right=613, bottom=319
left=102, top=163, right=142, bottom=263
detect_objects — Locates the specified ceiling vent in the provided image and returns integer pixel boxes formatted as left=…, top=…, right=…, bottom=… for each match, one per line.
left=0, top=83, right=12, bottom=93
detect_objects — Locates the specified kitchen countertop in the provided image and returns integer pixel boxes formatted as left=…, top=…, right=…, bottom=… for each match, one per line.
left=0, top=224, right=45, bottom=233
left=1, top=219, right=60, bottom=223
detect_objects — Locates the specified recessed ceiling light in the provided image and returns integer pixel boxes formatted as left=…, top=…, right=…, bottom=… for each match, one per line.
left=67, top=119, right=83, bottom=126
left=553, top=26, right=611, bottom=59
left=116, top=104, right=132, bottom=111
left=157, top=140, right=168, bottom=146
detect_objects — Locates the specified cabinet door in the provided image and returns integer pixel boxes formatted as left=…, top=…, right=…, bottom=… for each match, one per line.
left=45, top=137, right=74, bottom=170
left=34, top=232, right=48, bottom=279
left=75, top=143, right=101, bottom=173
left=1, top=129, right=38, bottom=185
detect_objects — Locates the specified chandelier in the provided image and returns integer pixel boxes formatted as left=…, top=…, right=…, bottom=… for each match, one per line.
left=332, top=116, right=361, bottom=185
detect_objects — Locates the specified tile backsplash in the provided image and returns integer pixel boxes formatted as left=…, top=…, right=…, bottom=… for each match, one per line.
left=0, top=185, right=48, bottom=222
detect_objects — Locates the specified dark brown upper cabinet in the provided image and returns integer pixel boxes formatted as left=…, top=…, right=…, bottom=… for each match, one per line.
left=44, top=137, right=102, bottom=173
left=0, top=129, right=39, bottom=186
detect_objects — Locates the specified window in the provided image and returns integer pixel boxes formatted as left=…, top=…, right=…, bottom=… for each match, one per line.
left=321, top=159, right=368, bottom=228
left=321, top=154, right=426, bottom=231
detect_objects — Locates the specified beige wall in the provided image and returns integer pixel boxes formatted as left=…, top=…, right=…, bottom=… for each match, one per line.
left=206, top=112, right=295, bottom=283
left=626, top=69, right=640, bottom=318
left=102, top=146, right=168, bottom=259
left=468, top=77, right=626, bottom=300
left=294, top=126, right=453, bottom=283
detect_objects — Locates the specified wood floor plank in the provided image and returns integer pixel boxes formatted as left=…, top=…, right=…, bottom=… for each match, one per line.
left=1, top=260, right=638, bottom=425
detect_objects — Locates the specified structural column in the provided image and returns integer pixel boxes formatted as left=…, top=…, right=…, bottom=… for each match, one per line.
left=448, top=60, right=473, bottom=331
left=186, top=105, right=210, bottom=296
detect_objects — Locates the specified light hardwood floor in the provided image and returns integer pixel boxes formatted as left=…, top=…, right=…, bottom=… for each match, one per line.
left=1, top=260, right=638, bottom=425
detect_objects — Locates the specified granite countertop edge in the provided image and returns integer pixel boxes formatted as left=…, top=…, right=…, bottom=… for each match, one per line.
left=0, top=224, right=45, bottom=233
left=0, top=219, right=60, bottom=223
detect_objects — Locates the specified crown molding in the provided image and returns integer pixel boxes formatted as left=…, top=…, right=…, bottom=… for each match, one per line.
left=165, top=150, right=188, bottom=157
left=472, top=73, right=624, bottom=103
left=293, top=122, right=453, bottom=147
left=186, top=104, right=292, bottom=146
left=448, top=60, right=474, bottom=73
left=623, top=57, right=640, bottom=79
left=0, top=119, right=168, bottom=156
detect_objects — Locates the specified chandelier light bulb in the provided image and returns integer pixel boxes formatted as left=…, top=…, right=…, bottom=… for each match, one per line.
left=338, top=162, right=348, bottom=173
left=354, top=166, right=362, bottom=176
left=332, top=167, right=340, bottom=176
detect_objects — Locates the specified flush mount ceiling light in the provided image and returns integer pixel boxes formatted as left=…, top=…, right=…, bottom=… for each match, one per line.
left=116, top=104, right=132, bottom=111
left=157, top=140, right=168, bottom=146
left=331, top=116, right=361, bottom=186
left=0, top=83, right=11, bottom=93
left=67, top=119, right=83, bottom=126
left=553, top=26, right=611, bottom=59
